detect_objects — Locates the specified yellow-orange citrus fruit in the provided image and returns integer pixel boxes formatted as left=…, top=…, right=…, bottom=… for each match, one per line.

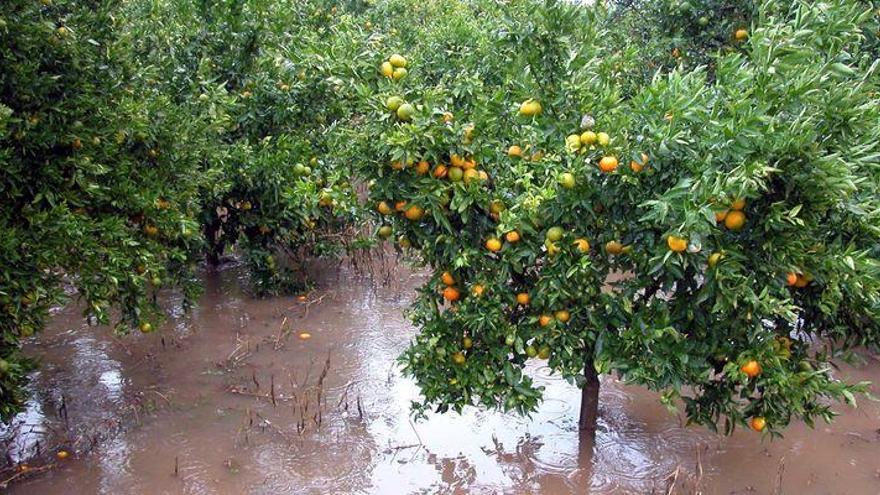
left=508, top=145, right=523, bottom=157
left=485, top=237, right=502, bottom=252
left=667, top=235, right=688, bottom=253
left=404, top=205, right=424, bottom=221
left=443, top=286, right=461, bottom=302
left=573, top=238, right=590, bottom=253
left=538, top=315, right=553, bottom=327
left=724, top=210, right=747, bottom=230
left=441, top=271, right=455, bottom=286
left=749, top=417, right=766, bottom=432
left=740, top=360, right=761, bottom=378
left=554, top=310, right=571, bottom=323
left=505, top=231, right=521, bottom=243
left=598, top=156, right=619, bottom=173
left=516, top=292, right=530, bottom=305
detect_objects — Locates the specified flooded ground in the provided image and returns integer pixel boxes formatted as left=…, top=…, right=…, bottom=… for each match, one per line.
left=3, top=259, right=880, bottom=494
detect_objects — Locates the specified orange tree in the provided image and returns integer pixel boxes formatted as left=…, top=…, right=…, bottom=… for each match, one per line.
left=354, top=0, right=880, bottom=435
left=0, top=0, right=219, bottom=419
left=123, top=0, right=365, bottom=295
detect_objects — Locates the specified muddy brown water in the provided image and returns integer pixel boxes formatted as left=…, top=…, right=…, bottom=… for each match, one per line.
left=3, top=260, right=880, bottom=494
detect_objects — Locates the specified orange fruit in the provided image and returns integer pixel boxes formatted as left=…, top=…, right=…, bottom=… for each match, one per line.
left=478, top=170, right=489, bottom=181
left=667, top=235, right=688, bottom=253
left=139, top=322, right=152, bottom=333
left=507, top=145, right=523, bottom=157
left=404, top=205, right=424, bottom=221
left=715, top=210, right=729, bottom=223
left=516, top=292, right=530, bottom=305
left=144, top=225, right=158, bottom=237
left=443, top=286, right=461, bottom=302
left=597, top=132, right=610, bottom=146
left=605, top=240, right=624, bottom=255
left=462, top=336, right=473, bottom=349
left=394, top=200, right=408, bottom=212
left=447, top=167, right=464, bottom=182
left=708, top=252, right=723, bottom=268
left=414, top=161, right=430, bottom=175
left=730, top=198, right=746, bottom=210
left=579, top=131, right=597, bottom=146
left=505, top=231, right=521, bottom=243
left=462, top=158, right=477, bottom=170
left=573, top=238, right=590, bottom=253
left=485, top=237, right=502, bottom=252
left=377, top=201, right=393, bottom=215
left=724, top=210, right=746, bottom=230
left=630, top=153, right=648, bottom=172
left=390, top=160, right=406, bottom=170
left=740, top=360, right=761, bottom=378
left=463, top=168, right=479, bottom=183
left=538, top=315, right=553, bottom=327
left=598, top=156, right=619, bottom=173
left=471, top=284, right=485, bottom=297
left=735, top=29, right=748, bottom=41
left=389, top=54, right=407, bottom=68
left=489, top=200, right=505, bottom=214
left=442, top=112, right=454, bottom=123
left=530, top=150, right=544, bottom=162
left=452, top=352, right=466, bottom=365
left=749, top=417, right=766, bottom=432
left=56, top=450, right=70, bottom=460
left=518, top=99, right=542, bottom=117
left=785, top=272, right=798, bottom=286
left=298, top=332, right=312, bottom=340
left=554, top=310, right=570, bottom=323
left=433, top=164, right=448, bottom=179
left=450, top=154, right=465, bottom=168
left=441, top=271, right=455, bottom=286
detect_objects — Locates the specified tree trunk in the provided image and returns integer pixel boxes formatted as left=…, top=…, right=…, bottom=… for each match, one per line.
left=578, top=351, right=600, bottom=432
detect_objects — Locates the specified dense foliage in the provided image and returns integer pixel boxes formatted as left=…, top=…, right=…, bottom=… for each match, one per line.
left=2, top=0, right=879, bottom=437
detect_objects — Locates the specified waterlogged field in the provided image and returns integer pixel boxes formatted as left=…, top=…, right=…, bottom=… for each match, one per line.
left=3, top=260, right=879, bottom=494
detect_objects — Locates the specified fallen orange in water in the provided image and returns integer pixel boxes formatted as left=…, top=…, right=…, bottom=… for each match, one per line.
left=56, top=450, right=70, bottom=460
left=298, top=332, right=312, bottom=340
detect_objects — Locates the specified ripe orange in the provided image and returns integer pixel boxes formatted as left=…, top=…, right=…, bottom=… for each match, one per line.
left=630, top=153, right=648, bottom=172
left=450, top=154, right=465, bottom=168
left=605, top=240, right=624, bottom=255
left=462, top=336, right=473, bottom=349
left=715, top=210, right=729, bottom=223
left=442, top=112, right=454, bottom=123
left=298, top=332, right=312, bottom=340
left=72, top=137, right=82, bottom=150
left=489, top=200, right=505, bottom=214
left=415, top=161, right=430, bottom=175
left=785, top=272, right=798, bottom=286
left=735, top=29, right=748, bottom=41
left=377, top=201, right=393, bottom=215
left=749, top=417, right=766, bottom=432
left=516, top=292, right=530, bottom=305
left=471, top=284, right=485, bottom=297
left=794, top=273, right=811, bottom=288
left=740, top=360, right=761, bottom=378
left=485, top=237, right=502, bottom=252
left=597, top=132, right=610, bottom=146
left=573, top=238, right=590, bottom=253
left=56, top=450, right=69, bottom=460
left=144, top=225, right=158, bottom=237
left=554, top=310, right=570, bottom=323
left=462, top=158, right=477, bottom=170
left=507, top=145, right=523, bottom=157
left=441, top=271, right=455, bottom=286
left=139, top=322, right=152, bottom=333
left=730, top=198, right=746, bottom=211
left=505, top=231, right=521, bottom=243
left=404, top=205, right=424, bottom=221
left=463, top=168, right=479, bottom=183
left=433, top=164, right=448, bottom=179
left=389, top=54, right=407, bottom=68
left=390, top=160, right=406, bottom=170
left=598, top=156, right=619, bottom=173
left=667, top=235, right=688, bottom=253
left=394, top=200, right=408, bottom=212
left=538, top=315, right=553, bottom=327
left=724, top=210, right=746, bottom=230
left=443, top=286, right=461, bottom=302
left=478, top=170, right=489, bottom=181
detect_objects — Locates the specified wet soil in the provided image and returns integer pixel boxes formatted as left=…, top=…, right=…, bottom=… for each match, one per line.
left=3, top=260, right=880, bottom=494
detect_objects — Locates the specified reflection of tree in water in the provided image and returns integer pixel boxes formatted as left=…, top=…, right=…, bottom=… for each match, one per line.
left=420, top=452, right=478, bottom=493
